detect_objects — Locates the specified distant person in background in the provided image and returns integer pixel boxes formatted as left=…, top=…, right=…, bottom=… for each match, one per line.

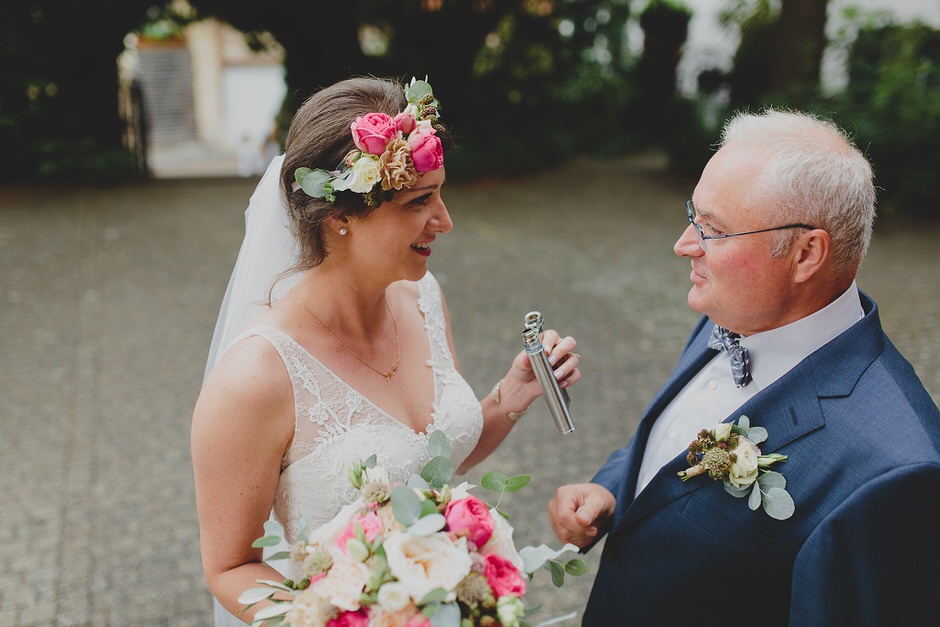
left=192, top=76, right=581, bottom=625
left=548, top=108, right=940, bottom=624
left=261, top=128, right=280, bottom=170
left=236, top=133, right=263, bottom=177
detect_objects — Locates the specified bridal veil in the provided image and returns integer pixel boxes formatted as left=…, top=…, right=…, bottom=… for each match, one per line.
left=203, top=154, right=302, bottom=378
left=203, top=155, right=300, bottom=624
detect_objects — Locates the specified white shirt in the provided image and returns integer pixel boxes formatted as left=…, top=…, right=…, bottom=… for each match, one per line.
left=634, top=282, right=865, bottom=496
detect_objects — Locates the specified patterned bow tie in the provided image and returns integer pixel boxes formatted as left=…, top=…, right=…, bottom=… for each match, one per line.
left=708, top=325, right=752, bottom=388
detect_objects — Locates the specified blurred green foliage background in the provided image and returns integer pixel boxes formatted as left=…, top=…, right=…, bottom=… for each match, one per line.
left=1, top=0, right=937, bottom=216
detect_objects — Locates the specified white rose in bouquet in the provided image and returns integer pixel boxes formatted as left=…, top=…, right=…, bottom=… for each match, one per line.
left=383, top=532, right=473, bottom=601
left=310, top=550, right=370, bottom=612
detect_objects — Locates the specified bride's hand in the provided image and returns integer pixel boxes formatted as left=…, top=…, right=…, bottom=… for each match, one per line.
left=508, top=329, right=581, bottom=392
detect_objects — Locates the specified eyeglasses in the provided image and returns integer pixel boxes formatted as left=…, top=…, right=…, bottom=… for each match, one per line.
left=686, top=199, right=818, bottom=251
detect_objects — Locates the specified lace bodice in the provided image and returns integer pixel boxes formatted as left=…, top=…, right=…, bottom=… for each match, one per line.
left=241, top=273, right=483, bottom=547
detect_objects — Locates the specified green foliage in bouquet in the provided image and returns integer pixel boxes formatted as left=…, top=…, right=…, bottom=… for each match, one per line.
left=241, top=430, right=588, bottom=627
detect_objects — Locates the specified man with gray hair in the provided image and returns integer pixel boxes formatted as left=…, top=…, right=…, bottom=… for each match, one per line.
left=549, top=108, right=939, bottom=624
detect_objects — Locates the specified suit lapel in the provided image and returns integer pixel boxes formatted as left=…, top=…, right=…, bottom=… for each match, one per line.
left=610, top=292, right=883, bottom=534
left=614, top=369, right=825, bottom=532
left=612, top=321, right=718, bottom=519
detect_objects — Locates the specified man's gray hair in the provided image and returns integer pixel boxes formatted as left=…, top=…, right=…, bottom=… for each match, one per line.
left=720, top=108, right=876, bottom=273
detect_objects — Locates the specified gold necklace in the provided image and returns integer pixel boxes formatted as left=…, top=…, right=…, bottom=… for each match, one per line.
left=292, top=290, right=401, bottom=381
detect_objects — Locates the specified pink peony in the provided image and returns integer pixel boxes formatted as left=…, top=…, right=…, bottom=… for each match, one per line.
left=336, top=511, right=383, bottom=553
left=405, top=616, right=432, bottom=627
left=394, top=111, right=417, bottom=135
left=483, top=553, right=526, bottom=598
left=407, top=122, right=443, bottom=173
left=327, top=609, right=369, bottom=627
left=445, top=495, right=494, bottom=548
left=351, top=113, right=397, bottom=155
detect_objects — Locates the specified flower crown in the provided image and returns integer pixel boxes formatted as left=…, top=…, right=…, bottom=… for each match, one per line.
left=292, top=78, right=444, bottom=208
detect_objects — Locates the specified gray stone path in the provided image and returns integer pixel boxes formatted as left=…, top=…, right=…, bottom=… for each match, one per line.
left=1, top=154, right=937, bottom=625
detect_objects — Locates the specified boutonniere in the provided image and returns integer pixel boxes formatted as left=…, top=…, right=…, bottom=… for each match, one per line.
left=678, top=415, right=795, bottom=520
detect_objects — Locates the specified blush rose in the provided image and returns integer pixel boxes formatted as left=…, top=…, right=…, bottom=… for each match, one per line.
left=483, top=553, right=526, bottom=598
left=394, top=111, right=417, bottom=135
left=336, top=511, right=383, bottom=555
left=407, top=121, right=443, bottom=173
left=351, top=113, right=397, bottom=155
left=327, top=609, right=369, bottom=627
left=444, top=495, right=494, bottom=548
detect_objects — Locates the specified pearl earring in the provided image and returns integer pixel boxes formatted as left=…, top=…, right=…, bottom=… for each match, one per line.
left=339, top=227, right=348, bottom=236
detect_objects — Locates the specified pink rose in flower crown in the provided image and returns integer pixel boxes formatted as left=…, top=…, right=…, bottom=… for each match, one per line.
left=483, top=553, right=527, bottom=598
left=327, top=609, right=369, bottom=627
left=394, top=111, right=417, bottom=135
left=444, top=495, right=494, bottom=547
left=407, top=122, right=443, bottom=173
left=351, top=113, right=398, bottom=155
left=336, top=511, right=383, bottom=554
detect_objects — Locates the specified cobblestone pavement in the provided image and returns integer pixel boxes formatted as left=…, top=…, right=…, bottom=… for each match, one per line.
left=1, top=154, right=937, bottom=626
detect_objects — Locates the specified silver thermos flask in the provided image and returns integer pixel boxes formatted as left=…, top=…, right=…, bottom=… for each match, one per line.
left=522, top=311, right=575, bottom=434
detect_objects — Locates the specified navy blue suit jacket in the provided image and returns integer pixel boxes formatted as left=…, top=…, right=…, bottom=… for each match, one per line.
left=584, top=292, right=940, bottom=626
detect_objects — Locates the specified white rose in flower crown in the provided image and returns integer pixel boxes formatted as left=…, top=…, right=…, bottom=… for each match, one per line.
left=310, top=549, right=370, bottom=612
left=728, top=437, right=761, bottom=488
left=332, top=154, right=381, bottom=194
left=480, top=507, right=525, bottom=573
left=384, top=532, right=473, bottom=601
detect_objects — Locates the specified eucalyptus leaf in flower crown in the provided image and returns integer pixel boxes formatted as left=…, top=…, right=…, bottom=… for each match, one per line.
left=293, top=77, right=445, bottom=208
left=240, top=430, right=588, bottom=626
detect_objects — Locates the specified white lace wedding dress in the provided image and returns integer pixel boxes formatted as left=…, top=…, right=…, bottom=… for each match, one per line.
left=213, top=272, right=484, bottom=626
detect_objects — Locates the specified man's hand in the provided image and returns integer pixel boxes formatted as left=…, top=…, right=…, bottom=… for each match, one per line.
left=547, top=483, right=616, bottom=549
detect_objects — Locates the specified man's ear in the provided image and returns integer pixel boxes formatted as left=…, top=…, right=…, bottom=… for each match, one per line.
left=792, top=229, right=830, bottom=284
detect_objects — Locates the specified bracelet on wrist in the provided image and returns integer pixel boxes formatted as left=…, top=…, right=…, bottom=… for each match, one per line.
left=490, top=379, right=529, bottom=422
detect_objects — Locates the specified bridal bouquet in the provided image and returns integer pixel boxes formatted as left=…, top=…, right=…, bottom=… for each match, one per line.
left=240, top=431, right=587, bottom=626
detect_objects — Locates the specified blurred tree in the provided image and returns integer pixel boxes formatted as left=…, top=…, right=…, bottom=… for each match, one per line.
left=828, top=20, right=940, bottom=216
left=0, top=0, right=159, bottom=181
left=633, top=1, right=692, bottom=140
left=707, top=0, right=831, bottom=109
left=770, top=0, right=829, bottom=95
left=355, top=0, right=507, bottom=138
left=722, top=0, right=778, bottom=110
left=190, top=0, right=638, bottom=176
left=1, top=0, right=645, bottom=181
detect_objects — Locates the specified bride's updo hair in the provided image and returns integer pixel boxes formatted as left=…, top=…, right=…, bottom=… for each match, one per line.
left=280, top=76, right=449, bottom=270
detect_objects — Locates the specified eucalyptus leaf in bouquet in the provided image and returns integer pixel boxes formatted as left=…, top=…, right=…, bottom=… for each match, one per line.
left=239, top=430, right=588, bottom=626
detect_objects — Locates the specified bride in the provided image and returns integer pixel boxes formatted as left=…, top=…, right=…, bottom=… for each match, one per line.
left=191, top=76, right=581, bottom=625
